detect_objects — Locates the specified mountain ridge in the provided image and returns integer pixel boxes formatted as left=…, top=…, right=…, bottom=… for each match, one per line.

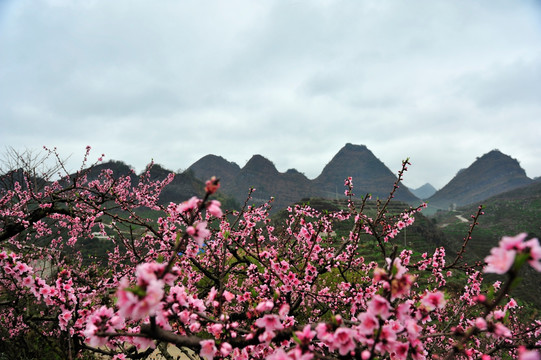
left=186, top=144, right=421, bottom=210
left=2, top=145, right=533, bottom=214
left=427, top=150, right=532, bottom=209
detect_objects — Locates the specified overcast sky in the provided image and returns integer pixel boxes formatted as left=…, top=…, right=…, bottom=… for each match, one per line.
left=1, top=0, right=540, bottom=189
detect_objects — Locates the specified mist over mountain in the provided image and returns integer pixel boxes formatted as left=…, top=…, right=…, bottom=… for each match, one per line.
left=411, top=183, right=437, bottom=199
left=427, top=150, right=533, bottom=209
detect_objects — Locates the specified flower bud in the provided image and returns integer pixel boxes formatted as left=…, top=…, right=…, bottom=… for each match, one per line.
left=205, top=176, right=220, bottom=194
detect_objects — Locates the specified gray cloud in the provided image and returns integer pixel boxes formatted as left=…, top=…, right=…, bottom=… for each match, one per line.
left=1, top=0, right=540, bottom=190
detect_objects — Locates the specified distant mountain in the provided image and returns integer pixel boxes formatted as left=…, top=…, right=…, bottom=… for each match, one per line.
left=427, top=150, right=533, bottom=209
left=411, top=183, right=437, bottom=199
left=70, top=161, right=204, bottom=205
left=81, top=160, right=139, bottom=185
left=146, top=163, right=206, bottom=204
left=313, top=144, right=419, bottom=203
left=186, top=144, right=420, bottom=211
left=0, top=168, right=47, bottom=192
left=187, top=155, right=241, bottom=192
left=227, top=155, right=313, bottom=210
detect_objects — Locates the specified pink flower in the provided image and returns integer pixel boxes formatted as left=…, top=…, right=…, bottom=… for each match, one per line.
left=208, top=323, right=223, bottom=337
left=116, top=271, right=165, bottom=321
left=296, top=325, right=316, bottom=343
left=420, top=290, right=446, bottom=311
left=83, top=306, right=125, bottom=347
left=333, top=327, right=356, bottom=356
left=315, top=322, right=333, bottom=343
left=524, top=237, right=541, bottom=271
left=223, top=290, right=235, bottom=302
left=506, top=298, right=518, bottom=310
left=484, top=247, right=516, bottom=274
left=177, top=196, right=200, bottom=214
left=493, top=323, right=512, bottom=338
left=357, top=311, right=379, bottom=335
left=58, top=310, right=72, bottom=330
left=267, top=348, right=290, bottom=360
left=475, top=317, right=487, bottom=330
left=279, top=303, right=290, bottom=319
left=186, top=222, right=210, bottom=246
left=367, top=295, right=392, bottom=319
left=259, top=329, right=276, bottom=344
left=256, top=299, right=274, bottom=313
left=135, top=262, right=163, bottom=285
left=518, top=346, right=541, bottom=360
left=207, top=200, right=223, bottom=218
left=288, top=348, right=314, bottom=360
left=255, top=314, right=283, bottom=331
left=200, top=339, right=217, bottom=360
left=129, top=332, right=156, bottom=350
left=391, top=342, right=409, bottom=360
left=220, top=342, right=232, bottom=357
left=22, top=275, right=34, bottom=287
left=500, top=233, right=528, bottom=250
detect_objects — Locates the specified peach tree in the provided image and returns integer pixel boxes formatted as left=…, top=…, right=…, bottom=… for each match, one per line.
left=0, top=147, right=540, bottom=359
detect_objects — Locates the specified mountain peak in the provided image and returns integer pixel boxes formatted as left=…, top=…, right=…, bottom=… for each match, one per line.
left=471, top=149, right=527, bottom=177
left=187, top=154, right=241, bottom=189
left=343, top=143, right=368, bottom=151
left=243, top=155, right=278, bottom=174
left=411, top=183, right=437, bottom=199
left=427, top=150, right=531, bottom=209
left=315, top=143, right=418, bottom=203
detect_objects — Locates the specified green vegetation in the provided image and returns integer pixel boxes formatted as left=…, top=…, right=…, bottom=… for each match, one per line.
left=433, top=182, right=541, bottom=308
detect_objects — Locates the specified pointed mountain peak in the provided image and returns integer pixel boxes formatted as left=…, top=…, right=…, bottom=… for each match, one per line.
left=194, top=154, right=236, bottom=166
left=187, top=154, right=241, bottom=189
left=344, top=142, right=368, bottom=149
left=83, top=160, right=137, bottom=182
left=339, top=143, right=370, bottom=154
left=189, top=154, right=240, bottom=171
left=481, top=149, right=508, bottom=157
left=316, top=143, right=390, bottom=181
left=243, top=155, right=278, bottom=173
left=469, top=149, right=527, bottom=177
left=146, top=163, right=173, bottom=180
left=315, top=143, right=418, bottom=203
left=411, top=183, right=437, bottom=199
left=427, top=150, right=532, bottom=208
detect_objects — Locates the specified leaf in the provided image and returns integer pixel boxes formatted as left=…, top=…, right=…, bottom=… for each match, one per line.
left=509, top=276, right=523, bottom=291
left=126, top=285, right=146, bottom=297
left=291, top=331, right=301, bottom=345
left=513, top=252, right=530, bottom=272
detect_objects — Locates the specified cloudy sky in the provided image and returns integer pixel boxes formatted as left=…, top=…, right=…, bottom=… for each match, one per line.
left=1, top=0, right=540, bottom=189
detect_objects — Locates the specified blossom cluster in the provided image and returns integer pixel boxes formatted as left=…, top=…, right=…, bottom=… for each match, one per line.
left=484, top=233, right=541, bottom=274
left=0, top=149, right=540, bottom=360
